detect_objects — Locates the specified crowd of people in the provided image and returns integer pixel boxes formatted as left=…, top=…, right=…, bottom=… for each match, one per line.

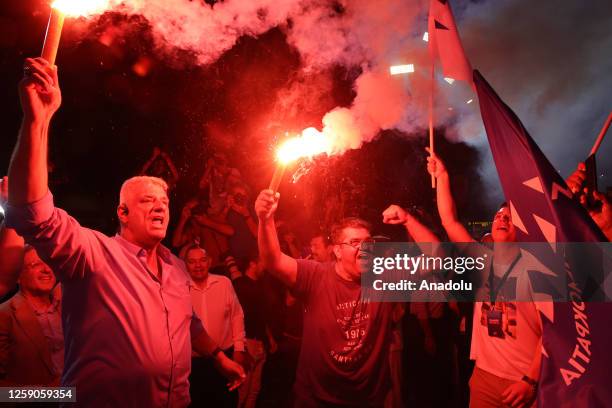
left=1, top=58, right=611, bottom=408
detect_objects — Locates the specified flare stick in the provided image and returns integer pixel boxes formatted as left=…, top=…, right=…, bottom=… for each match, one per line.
left=41, top=7, right=65, bottom=65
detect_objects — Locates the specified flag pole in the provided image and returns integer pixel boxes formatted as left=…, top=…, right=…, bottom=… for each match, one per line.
left=429, top=57, right=436, bottom=188
left=589, top=112, right=612, bottom=157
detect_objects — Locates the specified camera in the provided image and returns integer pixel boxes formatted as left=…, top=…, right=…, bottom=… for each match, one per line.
left=233, top=193, right=247, bottom=206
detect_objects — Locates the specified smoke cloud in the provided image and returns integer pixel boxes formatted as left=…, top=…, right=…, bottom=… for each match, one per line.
left=90, top=0, right=435, bottom=153
left=81, top=0, right=610, bottom=193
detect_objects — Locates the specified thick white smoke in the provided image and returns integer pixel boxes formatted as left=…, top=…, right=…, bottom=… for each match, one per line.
left=112, top=0, right=302, bottom=64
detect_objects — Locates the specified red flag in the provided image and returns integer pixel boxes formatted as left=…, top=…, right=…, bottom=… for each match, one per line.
left=428, top=0, right=473, bottom=85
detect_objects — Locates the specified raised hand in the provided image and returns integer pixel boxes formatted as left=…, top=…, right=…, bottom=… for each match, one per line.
left=566, top=162, right=587, bottom=196
left=589, top=190, right=612, bottom=239
left=425, top=147, right=447, bottom=179
left=382, top=204, right=410, bottom=225
left=255, top=189, right=279, bottom=220
left=19, top=58, right=61, bottom=123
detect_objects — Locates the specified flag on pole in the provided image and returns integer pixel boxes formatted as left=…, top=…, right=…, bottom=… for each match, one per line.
left=428, top=0, right=473, bottom=85
left=473, top=69, right=612, bottom=407
left=426, top=0, right=474, bottom=188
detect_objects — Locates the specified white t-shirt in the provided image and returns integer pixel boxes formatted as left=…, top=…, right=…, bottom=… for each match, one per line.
left=470, top=249, right=545, bottom=381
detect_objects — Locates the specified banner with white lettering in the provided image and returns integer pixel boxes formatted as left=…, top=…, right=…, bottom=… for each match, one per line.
left=474, top=69, right=612, bottom=406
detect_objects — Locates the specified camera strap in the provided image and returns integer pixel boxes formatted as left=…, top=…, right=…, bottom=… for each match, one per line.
left=489, top=253, right=522, bottom=305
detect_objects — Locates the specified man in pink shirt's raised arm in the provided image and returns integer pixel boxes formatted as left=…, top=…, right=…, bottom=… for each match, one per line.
left=5, top=57, right=244, bottom=407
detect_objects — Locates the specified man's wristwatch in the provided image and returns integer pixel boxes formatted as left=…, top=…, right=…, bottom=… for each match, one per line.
left=521, top=375, right=538, bottom=388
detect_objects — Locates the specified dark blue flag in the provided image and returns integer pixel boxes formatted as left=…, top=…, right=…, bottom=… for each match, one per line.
left=474, top=69, right=611, bottom=407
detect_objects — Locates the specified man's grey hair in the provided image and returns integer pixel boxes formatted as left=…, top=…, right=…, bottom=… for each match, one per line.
left=119, top=176, right=168, bottom=206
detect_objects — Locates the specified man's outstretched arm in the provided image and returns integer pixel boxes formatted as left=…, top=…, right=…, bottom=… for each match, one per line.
left=5, top=59, right=101, bottom=281
left=8, top=58, right=61, bottom=206
left=426, top=148, right=474, bottom=243
left=255, top=189, right=297, bottom=287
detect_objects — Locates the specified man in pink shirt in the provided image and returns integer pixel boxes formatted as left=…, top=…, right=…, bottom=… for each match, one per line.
left=5, top=58, right=244, bottom=407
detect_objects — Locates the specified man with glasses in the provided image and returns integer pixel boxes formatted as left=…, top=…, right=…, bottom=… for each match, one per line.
left=255, top=189, right=439, bottom=407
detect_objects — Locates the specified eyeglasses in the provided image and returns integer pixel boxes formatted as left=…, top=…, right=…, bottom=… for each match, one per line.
left=340, top=238, right=376, bottom=249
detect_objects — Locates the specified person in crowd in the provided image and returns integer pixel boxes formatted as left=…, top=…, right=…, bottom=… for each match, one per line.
left=233, top=254, right=278, bottom=408
left=276, top=289, right=304, bottom=406
left=308, top=234, right=334, bottom=262
left=199, top=153, right=243, bottom=215
left=226, top=185, right=258, bottom=259
left=173, top=198, right=233, bottom=265
left=0, top=246, right=63, bottom=386
left=5, top=57, right=244, bottom=407
left=408, top=301, right=459, bottom=408
left=183, top=244, right=249, bottom=407
left=427, top=149, right=542, bottom=408
left=172, top=199, right=202, bottom=252
left=225, top=254, right=243, bottom=281
left=385, top=302, right=406, bottom=408
left=139, top=146, right=180, bottom=191
left=255, top=186, right=439, bottom=407
left=0, top=177, right=24, bottom=299
left=279, top=228, right=302, bottom=259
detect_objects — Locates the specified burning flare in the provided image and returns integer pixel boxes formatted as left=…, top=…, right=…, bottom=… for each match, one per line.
left=42, top=0, right=110, bottom=65
left=275, top=127, right=331, bottom=164
left=52, top=0, right=110, bottom=17
left=269, top=127, right=332, bottom=192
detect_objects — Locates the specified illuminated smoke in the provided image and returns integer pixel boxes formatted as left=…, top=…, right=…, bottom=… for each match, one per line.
left=94, top=0, right=434, bottom=154
left=78, top=0, right=609, bottom=189
left=283, top=0, right=430, bottom=153
left=111, top=0, right=302, bottom=64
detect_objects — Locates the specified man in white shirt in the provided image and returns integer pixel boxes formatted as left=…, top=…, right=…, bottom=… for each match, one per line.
left=184, top=245, right=248, bottom=407
left=428, top=151, right=542, bottom=408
